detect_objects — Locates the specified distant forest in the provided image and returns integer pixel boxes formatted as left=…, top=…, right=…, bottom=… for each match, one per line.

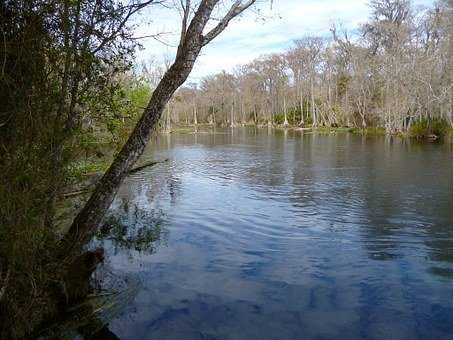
left=157, top=0, right=451, bottom=134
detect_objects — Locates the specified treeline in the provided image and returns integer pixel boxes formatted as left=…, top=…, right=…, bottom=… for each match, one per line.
left=166, top=0, right=452, bottom=135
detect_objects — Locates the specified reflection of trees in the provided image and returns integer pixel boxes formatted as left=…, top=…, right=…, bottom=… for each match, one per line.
left=95, top=159, right=181, bottom=255
left=98, top=205, right=167, bottom=254
left=137, top=130, right=453, bottom=277
left=58, top=158, right=179, bottom=338
left=419, top=169, right=453, bottom=277
left=225, top=131, right=453, bottom=271
left=357, top=138, right=403, bottom=260
left=353, top=138, right=453, bottom=268
left=44, top=200, right=169, bottom=338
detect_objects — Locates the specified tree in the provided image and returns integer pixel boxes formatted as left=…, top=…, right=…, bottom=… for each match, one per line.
left=0, top=0, right=162, bottom=337
left=63, top=0, right=258, bottom=252
left=165, top=0, right=451, bottom=135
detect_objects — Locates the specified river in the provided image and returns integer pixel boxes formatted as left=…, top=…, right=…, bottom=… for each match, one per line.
left=96, top=128, right=453, bottom=340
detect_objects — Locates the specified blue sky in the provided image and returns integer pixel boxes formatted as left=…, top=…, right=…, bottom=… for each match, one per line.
left=135, top=0, right=436, bottom=82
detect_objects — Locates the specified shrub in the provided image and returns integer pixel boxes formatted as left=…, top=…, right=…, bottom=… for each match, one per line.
left=409, top=118, right=448, bottom=139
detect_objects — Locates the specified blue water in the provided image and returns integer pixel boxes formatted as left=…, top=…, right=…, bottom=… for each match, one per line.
left=99, top=129, right=453, bottom=340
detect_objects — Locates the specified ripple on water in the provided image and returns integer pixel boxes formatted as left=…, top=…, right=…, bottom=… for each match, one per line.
left=104, top=130, right=453, bottom=340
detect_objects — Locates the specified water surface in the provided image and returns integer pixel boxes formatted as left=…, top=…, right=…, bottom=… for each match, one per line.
left=101, top=128, right=453, bottom=340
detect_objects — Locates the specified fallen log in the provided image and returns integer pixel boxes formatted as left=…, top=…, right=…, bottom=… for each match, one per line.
left=62, top=189, right=92, bottom=198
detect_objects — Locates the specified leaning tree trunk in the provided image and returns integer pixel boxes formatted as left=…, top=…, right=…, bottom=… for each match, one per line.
left=62, top=7, right=208, bottom=254
left=62, top=60, right=199, bottom=252
left=61, top=0, right=257, bottom=254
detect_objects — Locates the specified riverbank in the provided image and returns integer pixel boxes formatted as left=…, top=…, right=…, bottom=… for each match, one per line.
left=164, top=124, right=453, bottom=143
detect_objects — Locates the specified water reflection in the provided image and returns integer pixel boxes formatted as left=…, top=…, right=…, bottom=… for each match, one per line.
left=98, top=204, right=167, bottom=254
left=101, top=128, right=453, bottom=340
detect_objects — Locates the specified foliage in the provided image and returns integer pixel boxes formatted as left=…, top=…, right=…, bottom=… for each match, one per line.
left=409, top=118, right=449, bottom=139
left=68, top=160, right=109, bottom=182
left=273, top=104, right=333, bottom=127
left=97, top=206, right=167, bottom=254
left=0, top=0, right=151, bottom=337
left=84, top=76, right=151, bottom=145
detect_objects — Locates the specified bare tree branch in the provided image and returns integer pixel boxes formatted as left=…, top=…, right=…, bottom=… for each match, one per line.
left=202, top=0, right=256, bottom=46
left=177, top=0, right=191, bottom=57
left=92, top=0, right=158, bottom=54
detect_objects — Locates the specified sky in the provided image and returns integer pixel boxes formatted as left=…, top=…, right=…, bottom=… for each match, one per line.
left=134, top=0, right=436, bottom=82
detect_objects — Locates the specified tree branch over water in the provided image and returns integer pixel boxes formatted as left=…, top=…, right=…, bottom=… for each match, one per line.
left=62, top=0, right=258, bottom=254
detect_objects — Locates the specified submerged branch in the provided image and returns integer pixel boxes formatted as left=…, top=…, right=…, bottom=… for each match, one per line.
left=128, top=158, right=169, bottom=174
left=61, top=159, right=169, bottom=198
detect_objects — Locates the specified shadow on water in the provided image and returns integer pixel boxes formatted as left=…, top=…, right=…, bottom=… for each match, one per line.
left=53, top=128, right=453, bottom=339
left=97, top=203, right=168, bottom=255
left=38, top=163, right=174, bottom=339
